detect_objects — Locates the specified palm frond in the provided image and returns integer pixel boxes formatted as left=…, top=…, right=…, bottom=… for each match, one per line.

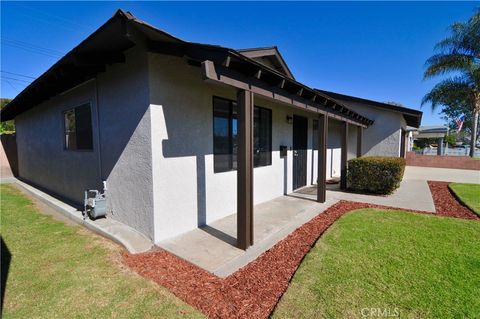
left=422, top=77, right=474, bottom=111
left=435, top=23, right=465, bottom=52
left=431, top=10, right=480, bottom=62
left=424, top=53, right=476, bottom=79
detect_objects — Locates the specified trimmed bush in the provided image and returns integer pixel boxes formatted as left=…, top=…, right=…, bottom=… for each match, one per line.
left=347, top=156, right=406, bottom=195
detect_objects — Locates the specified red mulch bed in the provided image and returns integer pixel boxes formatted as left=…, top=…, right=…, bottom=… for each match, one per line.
left=123, top=184, right=479, bottom=318
left=427, top=181, right=479, bottom=220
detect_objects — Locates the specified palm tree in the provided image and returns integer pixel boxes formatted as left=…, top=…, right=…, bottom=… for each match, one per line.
left=422, top=9, right=480, bottom=157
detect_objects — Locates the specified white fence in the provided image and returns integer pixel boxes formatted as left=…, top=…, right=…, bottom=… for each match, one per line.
left=415, top=147, right=480, bottom=157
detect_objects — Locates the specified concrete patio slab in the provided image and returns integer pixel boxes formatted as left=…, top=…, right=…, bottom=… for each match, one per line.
left=404, top=166, right=480, bottom=184
left=9, top=179, right=153, bottom=254
left=159, top=195, right=338, bottom=277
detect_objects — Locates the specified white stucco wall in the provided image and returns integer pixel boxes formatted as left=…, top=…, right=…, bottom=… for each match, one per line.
left=337, top=100, right=405, bottom=157
left=148, top=53, right=337, bottom=242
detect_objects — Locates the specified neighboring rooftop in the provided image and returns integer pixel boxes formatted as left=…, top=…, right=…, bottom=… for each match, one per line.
left=316, top=89, right=423, bottom=128
left=412, top=125, right=448, bottom=139
left=418, top=125, right=449, bottom=133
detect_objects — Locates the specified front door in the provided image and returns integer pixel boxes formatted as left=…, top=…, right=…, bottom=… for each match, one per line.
left=293, top=115, right=308, bottom=190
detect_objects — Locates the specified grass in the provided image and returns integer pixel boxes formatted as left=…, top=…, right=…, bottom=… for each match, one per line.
left=449, top=183, right=480, bottom=216
left=0, top=184, right=203, bottom=318
left=273, top=209, right=480, bottom=318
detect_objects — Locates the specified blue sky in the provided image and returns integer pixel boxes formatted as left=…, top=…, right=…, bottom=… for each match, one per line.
left=1, top=1, right=477, bottom=125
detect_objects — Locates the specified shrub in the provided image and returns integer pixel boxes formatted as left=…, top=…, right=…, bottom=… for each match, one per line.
left=347, top=156, right=406, bottom=195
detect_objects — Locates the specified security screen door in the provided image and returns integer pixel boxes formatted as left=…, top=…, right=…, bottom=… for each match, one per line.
left=292, top=115, right=308, bottom=190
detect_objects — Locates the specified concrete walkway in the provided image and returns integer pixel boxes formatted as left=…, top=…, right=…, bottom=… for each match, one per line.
left=159, top=196, right=338, bottom=277
left=295, top=179, right=435, bottom=213
left=294, top=166, right=480, bottom=213
left=4, top=178, right=152, bottom=254
left=404, top=166, right=480, bottom=184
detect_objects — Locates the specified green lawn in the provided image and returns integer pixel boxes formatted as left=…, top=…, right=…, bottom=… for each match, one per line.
left=449, top=183, right=480, bottom=216
left=273, top=209, right=480, bottom=318
left=0, top=184, right=203, bottom=318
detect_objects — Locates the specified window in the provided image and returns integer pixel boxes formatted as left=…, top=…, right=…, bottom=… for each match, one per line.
left=254, top=106, right=272, bottom=167
left=213, top=98, right=237, bottom=172
left=213, top=96, right=272, bottom=172
left=64, top=103, right=93, bottom=151
left=312, top=119, right=318, bottom=149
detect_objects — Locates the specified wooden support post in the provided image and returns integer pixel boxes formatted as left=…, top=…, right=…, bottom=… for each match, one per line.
left=237, top=89, right=254, bottom=250
left=317, top=114, right=328, bottom=203
left=357, top=126, right=363, bottom=158
left=340, top=122, right=348, bottom=190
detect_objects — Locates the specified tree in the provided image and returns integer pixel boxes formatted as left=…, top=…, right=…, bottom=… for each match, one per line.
left=422, top=9, right=480, bottom=157
left=440, top=101, right=479, bottom=143
left=0, top=98, right=14, bottom=134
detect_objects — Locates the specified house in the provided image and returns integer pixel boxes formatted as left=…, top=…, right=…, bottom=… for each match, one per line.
left=411, top=125, right=449, bottom=155
left=1, top=10, right=422, bottom=249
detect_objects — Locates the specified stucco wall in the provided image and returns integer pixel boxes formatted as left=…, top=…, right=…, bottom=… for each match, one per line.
left=337, top=100, right=404, bottom=157
left=96, top=40, right=154, bottom=240
left=15, top=38, right=155, bottom=240
left=148, top=53, right=343, bottom=242
left=16, top=80, right=102, bottom=203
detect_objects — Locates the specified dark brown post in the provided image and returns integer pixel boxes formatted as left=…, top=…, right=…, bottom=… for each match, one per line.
left=357, top=126, right=363, bottom=158
left=237, top=89, right=254, bottom=250
left=317, top=113, right=328, bottom=203
left=340, top=122, right=348, bottom=190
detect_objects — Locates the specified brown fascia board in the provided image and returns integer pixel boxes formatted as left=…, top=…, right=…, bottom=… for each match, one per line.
left=238, top=46, right=295, bottom=80
left=1, top=9, right=373, bottom=127
left=1, top=9, right=136, bottom=121
left=103, top=13, right=373, bottom=126
left=317, top=89, right=422, bottom=128
left=96, top=12, right=373, bottom=126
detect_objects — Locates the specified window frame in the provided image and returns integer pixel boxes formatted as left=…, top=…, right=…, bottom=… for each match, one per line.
left=62, top=102, right=94, bottom=152
left=212, top=96, right=272, bottom=173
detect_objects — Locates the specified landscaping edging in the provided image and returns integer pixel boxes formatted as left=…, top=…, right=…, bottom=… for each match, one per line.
left=428, top=181, right=479, bottom=220
left=448, top=183, right=480, bottom=217
left=123, top=183, right=479, bottom=318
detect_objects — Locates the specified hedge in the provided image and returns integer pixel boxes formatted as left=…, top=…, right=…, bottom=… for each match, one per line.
left=347, top=156, right=406, bottom=195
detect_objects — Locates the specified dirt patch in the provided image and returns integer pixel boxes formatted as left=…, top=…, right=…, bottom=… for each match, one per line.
left=427, top=181, right=479, bottom=220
